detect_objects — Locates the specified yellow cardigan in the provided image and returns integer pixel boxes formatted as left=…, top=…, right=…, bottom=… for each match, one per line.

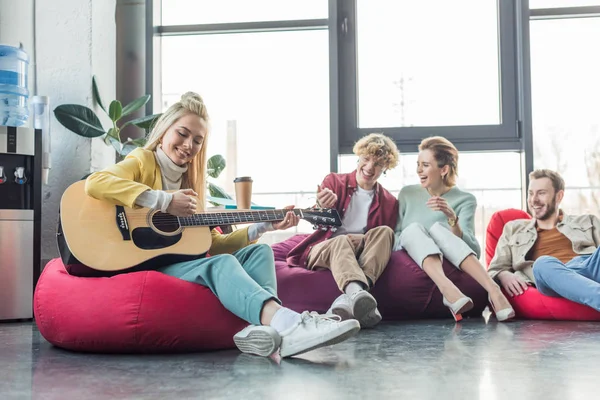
left=85, top=148, right=253, bottom=256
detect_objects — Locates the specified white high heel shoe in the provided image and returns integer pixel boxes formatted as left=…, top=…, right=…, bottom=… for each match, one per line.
left=489, top=295, right=515, bottom=322
left=442, top=296, right=474, bottom=322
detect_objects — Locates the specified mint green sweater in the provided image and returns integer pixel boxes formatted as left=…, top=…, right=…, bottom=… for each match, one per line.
left=394, top=184, right=481, bottom=258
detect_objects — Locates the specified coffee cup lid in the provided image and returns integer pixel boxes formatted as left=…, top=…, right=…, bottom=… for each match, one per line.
left=234, top=176, right=253, bottom=183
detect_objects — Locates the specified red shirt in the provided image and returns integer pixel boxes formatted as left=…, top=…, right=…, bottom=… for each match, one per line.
left=286, top=171, right=399, bottom=267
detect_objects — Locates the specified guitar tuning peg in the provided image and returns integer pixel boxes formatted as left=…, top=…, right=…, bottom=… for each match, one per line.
left=312, top=224, right=319, bottom=230
left=320, top=226, right=328, bottom=231
left=330, top=227, right=337, bottom=232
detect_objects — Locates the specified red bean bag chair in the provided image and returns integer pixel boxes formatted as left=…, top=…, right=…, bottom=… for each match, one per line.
left=273, top=235, right=488, bottom=320
left=34, top=258, right=247, bottom=353
left=486, top=208, right=600, bottom=320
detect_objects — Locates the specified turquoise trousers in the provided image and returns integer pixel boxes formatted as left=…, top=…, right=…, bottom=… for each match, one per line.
left=157, top=243, right=279, bottom=325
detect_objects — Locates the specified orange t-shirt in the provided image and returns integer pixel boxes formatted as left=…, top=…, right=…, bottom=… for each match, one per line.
left=529, top=226, right=578, bottom=264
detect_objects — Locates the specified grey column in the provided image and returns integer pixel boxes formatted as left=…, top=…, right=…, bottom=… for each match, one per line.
left=116, top=0, right=146, bottom=140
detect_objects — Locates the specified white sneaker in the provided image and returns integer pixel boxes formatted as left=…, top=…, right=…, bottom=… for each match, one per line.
left=349, top=290, right=378, bottom=325
left=327, top=294, right=354, bottom=321
left=233, top=325, right=281, bottom=357
left=279, top=311, right=360, bottom=358
left=360, top=307, right=382, bottom=328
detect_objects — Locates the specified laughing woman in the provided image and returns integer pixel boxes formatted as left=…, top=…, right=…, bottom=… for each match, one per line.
left=394, top=136, right=515, bottom=322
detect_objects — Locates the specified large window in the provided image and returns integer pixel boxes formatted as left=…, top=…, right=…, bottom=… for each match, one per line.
left=336, top=0, right=521, bottom=154
left=530, top=11, right=600, bottom=216
left=356, top=1, right=500, bottom=128
left=151, top=1, right=600, bottom=245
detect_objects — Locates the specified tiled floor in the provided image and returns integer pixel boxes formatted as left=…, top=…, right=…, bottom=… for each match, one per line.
left=2, top=319, right=600, bottom=400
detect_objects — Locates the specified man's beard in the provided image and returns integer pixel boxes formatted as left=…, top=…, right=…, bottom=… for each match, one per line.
left=532, top=196, right=558, bottom=221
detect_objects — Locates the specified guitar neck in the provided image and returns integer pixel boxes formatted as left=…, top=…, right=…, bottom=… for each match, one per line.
left=178, top=209, right=301, bottom=227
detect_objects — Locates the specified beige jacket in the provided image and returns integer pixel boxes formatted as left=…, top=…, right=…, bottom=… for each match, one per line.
left=488, top=211, right=600, bottom=285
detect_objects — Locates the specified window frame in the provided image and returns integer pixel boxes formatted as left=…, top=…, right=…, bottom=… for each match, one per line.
left=334, top=0, right=523, bottom=155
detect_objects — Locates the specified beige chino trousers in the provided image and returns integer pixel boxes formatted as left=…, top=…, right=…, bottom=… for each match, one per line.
left=306, top=226, right=394, bottom=291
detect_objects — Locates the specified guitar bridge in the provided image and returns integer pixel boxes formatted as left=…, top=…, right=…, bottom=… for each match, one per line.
left=115, top=205, right=131, bottom=241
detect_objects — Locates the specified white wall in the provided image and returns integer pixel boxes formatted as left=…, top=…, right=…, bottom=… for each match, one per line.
left=34, top=0, right=116, bottom=262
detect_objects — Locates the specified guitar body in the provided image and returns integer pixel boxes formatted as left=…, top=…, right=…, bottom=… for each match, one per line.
left=58, top=181, right=211, bottom=272
left=58, top=180, right=342, bottom=273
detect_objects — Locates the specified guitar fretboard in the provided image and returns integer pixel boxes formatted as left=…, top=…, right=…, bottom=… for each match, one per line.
left=178, top=209, right=300, bottom=227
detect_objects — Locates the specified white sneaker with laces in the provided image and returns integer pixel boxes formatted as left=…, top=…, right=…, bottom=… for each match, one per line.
left=279, top=311, right=360, bottom=358
left=327, top=294, right=354, bottom=320
left=233, top=325, right=281, bottom=357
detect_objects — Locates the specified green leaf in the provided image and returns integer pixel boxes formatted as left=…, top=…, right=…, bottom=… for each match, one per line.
left=121, top=95, right=151, bottom=117
left=107, top=135, right=122, bottom=154
left=130, top=137, right=147, bottom=147
left=107, top=127, right=121, bottom=141
left=208, top=182, right=233, bottom=200
left=108, top=100, right=123, bottom=122
left=207, top=155, right=226, bottom=178
left=92, top=75, right=106, bottom=113
left=123, top=113, right=162, bottom=133
left=120, top=136, right=147, bottom=156
left=54, top=104, right=105, bottom=138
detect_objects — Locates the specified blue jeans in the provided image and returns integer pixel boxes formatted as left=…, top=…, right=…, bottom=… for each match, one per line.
left=533, top=247, right=600, bottom=311
left=156, top=243, right=279, bottom=325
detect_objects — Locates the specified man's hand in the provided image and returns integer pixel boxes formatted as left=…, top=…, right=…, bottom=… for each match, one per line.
left=272, top=205, right=300, bottom=230
left=166, top=189, right=198, bottom=217
left=497, top=270, right=529, bottom=297
left=316, top=185, right=337, bottom=209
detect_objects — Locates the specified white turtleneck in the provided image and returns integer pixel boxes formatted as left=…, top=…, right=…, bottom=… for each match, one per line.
left=135, top=146, right=273, bottom=241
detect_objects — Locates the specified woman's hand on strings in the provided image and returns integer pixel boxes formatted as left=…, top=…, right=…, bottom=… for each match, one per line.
left=272, top=205, right=300, bottom=230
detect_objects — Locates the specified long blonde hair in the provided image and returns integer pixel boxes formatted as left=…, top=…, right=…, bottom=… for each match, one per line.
left=144, top=92, right=209, bottom=210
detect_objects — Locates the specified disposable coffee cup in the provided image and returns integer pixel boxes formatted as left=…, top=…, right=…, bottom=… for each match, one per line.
left=234, top=176, right=253, bottom=209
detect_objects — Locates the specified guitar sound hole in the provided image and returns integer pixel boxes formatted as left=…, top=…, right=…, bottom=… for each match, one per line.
left=151, top=212, right=181, bottom=234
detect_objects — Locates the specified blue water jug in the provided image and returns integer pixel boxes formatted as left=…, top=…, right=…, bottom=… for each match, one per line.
left=0, top=44, right=29, bottom=127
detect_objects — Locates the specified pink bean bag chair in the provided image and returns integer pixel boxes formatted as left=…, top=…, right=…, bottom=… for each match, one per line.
left=486, top=208, right=600, bottom=320
left=34, top=258, right=247, bottom=353
left=273, top=235, right=488, bottom=320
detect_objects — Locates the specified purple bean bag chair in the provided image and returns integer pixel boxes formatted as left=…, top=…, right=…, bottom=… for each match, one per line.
left=273, top=234, right=487, bottom=320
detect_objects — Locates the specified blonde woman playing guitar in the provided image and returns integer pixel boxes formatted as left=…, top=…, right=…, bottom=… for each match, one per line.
left=80, top=92, right=359, bottom=358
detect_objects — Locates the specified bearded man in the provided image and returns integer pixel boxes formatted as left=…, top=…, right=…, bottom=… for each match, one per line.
left=488, top=169, right=600, bottom=311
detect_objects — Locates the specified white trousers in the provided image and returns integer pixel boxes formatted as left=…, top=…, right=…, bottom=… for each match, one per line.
left=399, top=222, right=475, bottom=270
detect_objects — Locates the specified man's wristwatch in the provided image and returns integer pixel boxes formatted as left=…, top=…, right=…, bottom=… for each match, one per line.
left=448, top=215, right=459, bottom=227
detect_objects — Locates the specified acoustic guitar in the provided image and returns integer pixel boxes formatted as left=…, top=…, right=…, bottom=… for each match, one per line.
left=57, top=180, right=341, bottom=272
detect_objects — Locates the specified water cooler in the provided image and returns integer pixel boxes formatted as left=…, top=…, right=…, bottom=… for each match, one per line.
left=0, top=125, right=41, bottom=320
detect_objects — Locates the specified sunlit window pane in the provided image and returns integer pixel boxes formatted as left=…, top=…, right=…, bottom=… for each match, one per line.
left=531, top=17, right=600, bottom=216
left=356, top=0, right=500, bottom=128
left=161, top=30, right=330, bottom=213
